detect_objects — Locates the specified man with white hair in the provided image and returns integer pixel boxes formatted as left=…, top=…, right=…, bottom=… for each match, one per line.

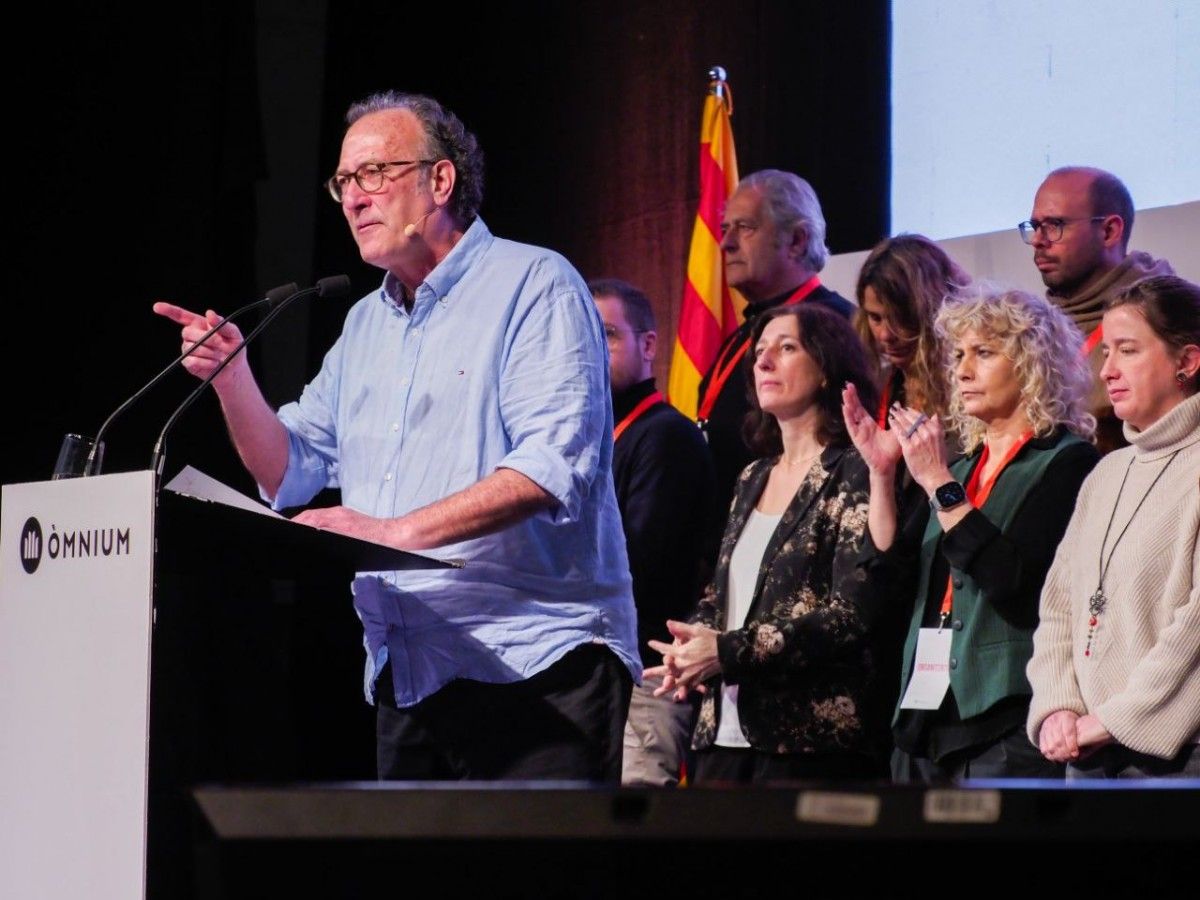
left=697, top=169, right=854, bottom=514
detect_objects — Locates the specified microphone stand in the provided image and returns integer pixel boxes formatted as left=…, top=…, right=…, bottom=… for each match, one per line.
left=84, top=282, right=298, bottom=476
left=150, top=276, right=350, bottom=485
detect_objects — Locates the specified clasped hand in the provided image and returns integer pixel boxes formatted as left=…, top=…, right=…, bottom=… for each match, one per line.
left=1038, top=710, right=1114, bottom=762
left=645, top=620, right=722, bottom=702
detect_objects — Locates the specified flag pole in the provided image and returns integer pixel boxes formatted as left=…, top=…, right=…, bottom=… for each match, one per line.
left=667, top=66, right=740, bottom=419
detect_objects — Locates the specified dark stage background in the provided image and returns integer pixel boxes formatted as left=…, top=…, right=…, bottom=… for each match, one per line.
left=9, top=0, right=888, bottom=489
left=6, top=4, right=887, bottom=893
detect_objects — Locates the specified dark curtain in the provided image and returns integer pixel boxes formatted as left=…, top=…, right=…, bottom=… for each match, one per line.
left=6, top=0, right=887, bottom=485
left=8, top=5, right=264, bottom=488
left=313, top=0, right=889, bottom=386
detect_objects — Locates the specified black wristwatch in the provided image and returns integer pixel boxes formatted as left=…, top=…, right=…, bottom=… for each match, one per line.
left=930, top=480, right=967, bottom=512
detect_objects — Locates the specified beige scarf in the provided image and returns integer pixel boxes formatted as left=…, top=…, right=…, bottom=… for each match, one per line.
left=1048, top=251, right=1176, bottom=333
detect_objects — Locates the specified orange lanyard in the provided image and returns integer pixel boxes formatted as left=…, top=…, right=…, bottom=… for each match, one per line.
left=1081, top=324, right=1103, bottom=358
left=877, top=375, right=894, bottom=428
left=696, top=276, right=821, bottom=422
left=938, top=431, right=1034, bottom=619
left=613, top=391, right=664, bottom=442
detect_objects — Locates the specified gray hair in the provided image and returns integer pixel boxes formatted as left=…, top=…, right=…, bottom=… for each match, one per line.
left=346, top=91, right=485, bottom=226
left=739, top=169, right=830, bottom=272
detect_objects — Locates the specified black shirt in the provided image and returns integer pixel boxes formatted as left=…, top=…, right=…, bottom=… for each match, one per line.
left=612, top=378, right=718, bottom=666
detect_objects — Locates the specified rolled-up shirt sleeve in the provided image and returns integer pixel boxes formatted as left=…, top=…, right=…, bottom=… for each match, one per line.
left=268, top=335, right=345, bottom=510
left=495, top=273, right=608, bottom=525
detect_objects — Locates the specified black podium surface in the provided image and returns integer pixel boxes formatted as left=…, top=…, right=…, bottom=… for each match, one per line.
left=158, top=485, right=461, bottom=575
left=149, top=481, right=457, bottom=900
left=189, top=780, right=1200, bottom=899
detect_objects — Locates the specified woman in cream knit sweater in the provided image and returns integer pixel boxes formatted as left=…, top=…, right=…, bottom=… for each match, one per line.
left=1027, top=275, right=1200, bottom=777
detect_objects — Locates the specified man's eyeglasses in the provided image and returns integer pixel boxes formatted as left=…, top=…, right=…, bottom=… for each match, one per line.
left=326, top=160, right=435, bottom=202
left=1016, top=216, right=1107, bottom=245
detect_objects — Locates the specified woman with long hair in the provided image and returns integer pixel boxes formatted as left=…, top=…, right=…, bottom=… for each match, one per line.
left=1028, top=274, right=1200, bottom=778
left=855, top=233, right=970, bottom=426
left=853, top=234, right=972, bottom=743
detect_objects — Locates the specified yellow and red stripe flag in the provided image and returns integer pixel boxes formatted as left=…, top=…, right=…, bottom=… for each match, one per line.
left=668, top=67, right=743, bottom=419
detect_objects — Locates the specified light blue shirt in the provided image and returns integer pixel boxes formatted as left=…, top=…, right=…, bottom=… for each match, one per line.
left=272, top=218, right=640, bottom=707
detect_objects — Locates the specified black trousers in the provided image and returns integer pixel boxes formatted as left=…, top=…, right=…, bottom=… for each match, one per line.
left=891, top=725, right=1064, bottom=782
left=693, top=745, right=883, bottom=784
left=375, top=643, right=632, bottom=782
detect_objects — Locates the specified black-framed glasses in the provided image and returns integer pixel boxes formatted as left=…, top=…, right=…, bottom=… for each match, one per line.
left=326, top=159, right=435, bottom=202
left=1017, top=216, right=1107, bottom=245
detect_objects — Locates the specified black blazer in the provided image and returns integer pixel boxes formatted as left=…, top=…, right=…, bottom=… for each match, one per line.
left=691, top=442, right=881, bottom=756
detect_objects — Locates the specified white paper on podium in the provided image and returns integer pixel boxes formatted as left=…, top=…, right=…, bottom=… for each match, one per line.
left=164, top=465, right=285, bottom=519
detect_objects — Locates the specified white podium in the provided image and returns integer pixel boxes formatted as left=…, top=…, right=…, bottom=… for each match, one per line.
left=0, top=472, right=450, bottom=900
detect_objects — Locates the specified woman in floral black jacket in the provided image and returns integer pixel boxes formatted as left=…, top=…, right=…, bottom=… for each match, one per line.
left=648, top=303, right=887, bottom=782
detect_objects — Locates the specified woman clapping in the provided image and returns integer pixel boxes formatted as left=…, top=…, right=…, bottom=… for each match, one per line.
left=844, top=286, right=1098, bottom=780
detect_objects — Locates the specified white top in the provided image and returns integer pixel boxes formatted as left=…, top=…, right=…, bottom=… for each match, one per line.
left=716, top=509, right=782, bottom=748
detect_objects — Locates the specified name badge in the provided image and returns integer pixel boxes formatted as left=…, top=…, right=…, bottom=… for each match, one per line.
left=900, top=627, right=953, bottom=710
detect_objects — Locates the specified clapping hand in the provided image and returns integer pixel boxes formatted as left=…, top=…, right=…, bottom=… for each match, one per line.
left=841, top=382, right=901, bottom=474
left=887, top=404, right=954, bottom=495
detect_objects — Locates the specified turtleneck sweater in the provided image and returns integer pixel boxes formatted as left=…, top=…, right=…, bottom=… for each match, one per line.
left=1027, top=393, right=1200, bottom=758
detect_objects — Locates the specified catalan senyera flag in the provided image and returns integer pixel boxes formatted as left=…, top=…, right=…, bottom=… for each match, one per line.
left=667, top=68, right=744, bottom=420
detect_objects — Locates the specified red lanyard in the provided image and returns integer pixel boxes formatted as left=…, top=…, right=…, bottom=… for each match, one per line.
left=1081, top=324, right=1103, bottom=358
left=696, top=276, right=821, bottom=422
left=877, top=376, right=893, bottom=428
left=613, top=391, right=664, bottom=442
left=938, top=431, right=1034, bottom=619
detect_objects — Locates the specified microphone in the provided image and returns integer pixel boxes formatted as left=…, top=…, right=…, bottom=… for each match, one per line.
left=149, top=275, right=353, bottom=480
left=85, top=282, right=300, bottom=476
left=403, top=209, right=436, bottom=237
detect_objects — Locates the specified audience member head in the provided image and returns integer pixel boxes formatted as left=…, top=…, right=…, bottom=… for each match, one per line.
left=855, top=233, right=970, bottom=418
left=590, top=277, right=657, bottom=393
left=743, top=303, right=879, bottom=454
left=1100, top=275, right=1200, bottom=430
left=720, top=169, right=829, bottom=302
left=936, top=286, right=1096, bottom=452
left=1024, top=166, right=1132, bottom=298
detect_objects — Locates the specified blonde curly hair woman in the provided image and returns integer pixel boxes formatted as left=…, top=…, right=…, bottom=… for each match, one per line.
left=843, top=285, right=1098, bottom=780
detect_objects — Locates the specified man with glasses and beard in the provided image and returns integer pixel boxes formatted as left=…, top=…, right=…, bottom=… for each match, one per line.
left=1021, top=167, right=1174, bottom=451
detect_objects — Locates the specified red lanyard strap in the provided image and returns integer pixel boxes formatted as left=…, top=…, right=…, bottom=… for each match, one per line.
left=1081, top=323, right=1103, bottom=358
left=938, top=431, right=1034, bottom=618
left=614, top=391, right=664, bottom=442
left=877, top=376, right=893, bottom=428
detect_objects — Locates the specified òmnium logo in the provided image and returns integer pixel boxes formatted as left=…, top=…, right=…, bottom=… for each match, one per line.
left=17, top=516, right=131, bottom=575
left=20, top=517, right=42, bottom=574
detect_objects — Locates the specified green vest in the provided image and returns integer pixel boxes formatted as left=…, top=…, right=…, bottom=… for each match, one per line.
left=894, top=431, right=1089, bottom=723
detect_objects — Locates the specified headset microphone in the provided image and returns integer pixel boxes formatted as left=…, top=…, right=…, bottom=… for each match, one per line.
left=403, top=208, right=436, bottom=237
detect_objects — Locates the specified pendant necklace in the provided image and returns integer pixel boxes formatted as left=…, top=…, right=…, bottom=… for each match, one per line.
left=1085, top=450, right=1181, bottom=657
